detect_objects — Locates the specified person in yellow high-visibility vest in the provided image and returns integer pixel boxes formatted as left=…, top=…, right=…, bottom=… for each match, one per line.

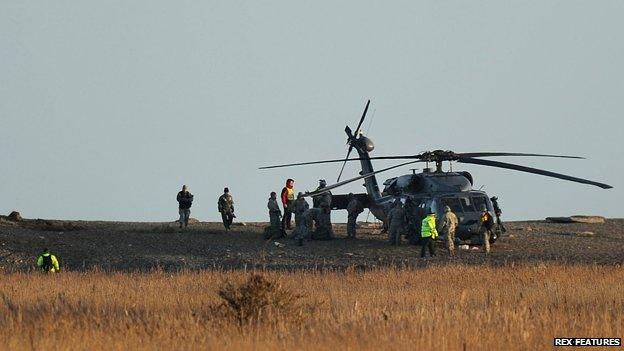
left=420, top=208, right=438, bottom=258
left=280, top=179, right=296, bottom=230
left=36, top=248, right=60, bottom=273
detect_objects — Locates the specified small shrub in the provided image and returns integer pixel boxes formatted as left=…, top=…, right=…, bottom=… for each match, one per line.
left=216, top=274, right=302, bottom=326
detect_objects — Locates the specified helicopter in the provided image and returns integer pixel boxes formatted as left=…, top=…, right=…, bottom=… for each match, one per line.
left=260, top=100, right=613, bottom=244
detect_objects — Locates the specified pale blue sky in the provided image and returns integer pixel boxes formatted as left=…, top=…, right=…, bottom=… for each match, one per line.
left=1, top=1, right=621, bottom=222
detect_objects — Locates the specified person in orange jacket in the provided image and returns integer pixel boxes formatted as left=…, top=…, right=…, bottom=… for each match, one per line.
left=280, top=178, right=295, bottom=230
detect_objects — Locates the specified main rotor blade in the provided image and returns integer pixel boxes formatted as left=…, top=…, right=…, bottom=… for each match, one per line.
left=259, top=152, right=586, bottom=170
left=457, top=157, right=613, bottom=189
left=354, top=100, right=370, bottom=136
left=259, top=157, right=363, bottom=170
left=304, top=160, right=424, bottom=198
left=259, top=155, right=421, bottom=170
left=336, top=145, right=353, bottom=182
left=457, top=152, right=584, bottom=159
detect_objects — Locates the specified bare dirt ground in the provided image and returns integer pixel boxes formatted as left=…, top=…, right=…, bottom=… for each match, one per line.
left=0, top=217, right=622, bottom=272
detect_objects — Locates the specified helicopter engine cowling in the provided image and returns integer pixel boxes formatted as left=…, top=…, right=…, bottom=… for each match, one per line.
left=382, top=174, right=425, bottom=195
left=460, top=171, right=474, bottom=186
left=357, top=136, right=375, bottom=152
left=383, top=172, right=473, bottom=195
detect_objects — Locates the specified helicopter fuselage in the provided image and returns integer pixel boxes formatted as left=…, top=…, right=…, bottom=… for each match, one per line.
left=373, top=171, right=495, bottom=239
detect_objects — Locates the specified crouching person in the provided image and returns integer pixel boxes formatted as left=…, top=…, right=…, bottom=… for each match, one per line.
left=37, top=248, right=60, bottom=273
left=292, top=208, right=319, bottom=246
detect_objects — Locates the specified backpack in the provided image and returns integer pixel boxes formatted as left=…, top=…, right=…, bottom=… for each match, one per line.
left=41, top=255, right=53, bottom=272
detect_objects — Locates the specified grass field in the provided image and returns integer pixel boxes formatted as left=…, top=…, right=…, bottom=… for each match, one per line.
left=1, top=264, right=622, bottom=350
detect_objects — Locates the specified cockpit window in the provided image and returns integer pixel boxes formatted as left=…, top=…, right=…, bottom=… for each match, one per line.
left=459, top=197, right=475, bottom=212
left=440, top=198, right=463, bottom=213
left=472, top=196, right=488, bottom=212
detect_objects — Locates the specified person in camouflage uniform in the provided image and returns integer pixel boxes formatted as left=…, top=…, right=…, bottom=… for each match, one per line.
left=312, top=180, right=334, bottom=240
left=479, top=204, right=494, bottom=254
left=292, top=207, right=319, bottom=246
left=265, top=192, right=283, bottom=239
left=291, top=192, right=309, bottom=228
left=387, top=200, right=406, bottom=246
left=490, top=196, right=507, bottom=233
left=438, top=205, right=458, bottom=256
left=217, top=187, right=235, bottom=230
left=346, top=193, right=363, bottom=238
left=404, top=198, right=424, bottom=245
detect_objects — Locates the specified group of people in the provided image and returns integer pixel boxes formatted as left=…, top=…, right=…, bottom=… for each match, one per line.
left=34, top=184, right=502, bottom=273
left=266, top=179, right=350, bottom=245
left=176, top=185, right=236, bottom=230
left=265, top=178, right=501, bottom=255
left=387, top=200, right=497, bottom=257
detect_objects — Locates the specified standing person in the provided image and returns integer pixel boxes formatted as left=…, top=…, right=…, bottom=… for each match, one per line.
left=267, top=192, right=282, bottom=237
left=479, top=205, right=494, bottom=254
left=312, top=179, right=327, bottom=209
left=346, top=193, right=364, bottom=238
left=280, top=179, right=296, bottom=230
left=218, top=187, right=235, bottom=230
left=176, top=185, right=194, bottom=228
left=315, top=180, right=334, bottom=239
left=438, top=205, right=458, bottom=256
left=420, top=208, right=438, bottom=258
left=387, top=200, right=407, bottom=245
left=291, top=192, right=309, bottom=228
left=490, top=196, right=507, bottom=233
left=404, top=198, right=424, bottom=245
left=36, top=248, right=60, bottom=273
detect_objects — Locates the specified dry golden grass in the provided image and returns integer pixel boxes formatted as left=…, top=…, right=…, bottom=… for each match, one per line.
left=1, top=264, right=622, bottom=350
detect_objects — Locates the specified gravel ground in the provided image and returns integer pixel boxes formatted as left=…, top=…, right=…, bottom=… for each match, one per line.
left=0, top=218, right=622, bottom=272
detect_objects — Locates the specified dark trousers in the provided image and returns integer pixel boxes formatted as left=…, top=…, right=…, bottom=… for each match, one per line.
left=221, top=212, right=233, bottom=230
left=281, top=201, right=293, bottom=229
left=421, top=236, right=436, bottom=257
left=347, top=215, right=357, bottom=238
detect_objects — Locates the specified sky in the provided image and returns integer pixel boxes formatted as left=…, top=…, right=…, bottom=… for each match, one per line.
left=1, top=1, right=622, bottom=223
